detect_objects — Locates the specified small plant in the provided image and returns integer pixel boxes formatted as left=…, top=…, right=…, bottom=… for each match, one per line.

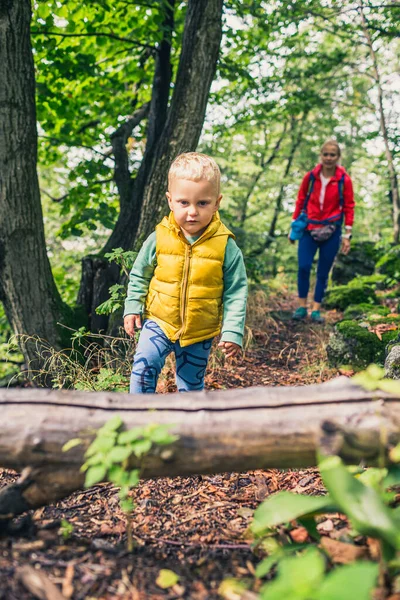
left=219, top=367, right=400, bottom=599
left=96, top=248, right=137, bottom=316
left=59, top=518, right=74, bottom=541
left=64, top=415, right=178, bottom=551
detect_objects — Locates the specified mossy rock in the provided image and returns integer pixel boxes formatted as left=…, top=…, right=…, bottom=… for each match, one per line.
left=324, top=278, right=379, bottom=311
left=376, top=246, right=400, bottom=279
left=343, top=303, right=390, bottom=320
left=331, top=241, right=377, bottom=285
left=326, top=320, right=385, bottom=368
left=385, top=345, right=400, bottom=379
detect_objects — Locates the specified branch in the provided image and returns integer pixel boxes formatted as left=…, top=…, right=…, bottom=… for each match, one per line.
left=110, top=103, right=151, bottom=208
left=239, top=124, right=288, bottom=226
left=30, top=30, right=155, bottom=50
left=39, top=135, right=113, bottom=160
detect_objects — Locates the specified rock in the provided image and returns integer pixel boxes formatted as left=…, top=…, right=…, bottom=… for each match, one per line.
left=327, top=320, right=384, bottom=368
left=385, top=345, right=400, bottom=380
left=332, top=241, right=377, bottom=285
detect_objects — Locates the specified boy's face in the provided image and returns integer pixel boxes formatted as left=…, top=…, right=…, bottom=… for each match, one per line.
left=167, top=178, right=222, bottom=237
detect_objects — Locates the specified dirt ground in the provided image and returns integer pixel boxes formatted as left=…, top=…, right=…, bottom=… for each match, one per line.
left=0, top=299, right=345, bottom=599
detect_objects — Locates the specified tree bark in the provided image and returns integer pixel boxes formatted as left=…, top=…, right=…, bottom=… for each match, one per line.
left=0, top=377, right=399, bottom=520
left=102, top=0, right=223, bottom=253
left=134, top=0, right=224, bottom=244
left=0, top=0, right=65, bottom=372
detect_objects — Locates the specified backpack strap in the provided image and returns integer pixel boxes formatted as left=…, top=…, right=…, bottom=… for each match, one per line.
left=307, top=173, right=346, bottom=226
left=338, top=173, right=345, bottom=208
left=302, top=172, right=315, bottom=214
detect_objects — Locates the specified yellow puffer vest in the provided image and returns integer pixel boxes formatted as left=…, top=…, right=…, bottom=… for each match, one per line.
left=144, top=212, right=234, bottom=347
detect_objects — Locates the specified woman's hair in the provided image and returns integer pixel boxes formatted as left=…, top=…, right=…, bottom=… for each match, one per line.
left=320, top=139, right=341, bottom=157
left=168, top=152, right=221, bottom=194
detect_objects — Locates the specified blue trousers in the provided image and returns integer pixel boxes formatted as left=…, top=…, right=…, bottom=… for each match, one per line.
left=130, top=320, right=213, bottom=394
left=298, top=227, right=341, bottom=303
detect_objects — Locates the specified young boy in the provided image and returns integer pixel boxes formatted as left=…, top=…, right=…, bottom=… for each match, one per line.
left=123, top=152, right=248, bottom=393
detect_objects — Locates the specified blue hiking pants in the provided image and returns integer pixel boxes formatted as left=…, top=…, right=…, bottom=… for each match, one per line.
left=130, top=320, right=213, bottom=394
left=297, top=227, right=341, bottom=303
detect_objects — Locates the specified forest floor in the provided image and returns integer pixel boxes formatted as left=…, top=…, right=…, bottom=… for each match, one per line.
left=0, top=292, right=352, bottom=600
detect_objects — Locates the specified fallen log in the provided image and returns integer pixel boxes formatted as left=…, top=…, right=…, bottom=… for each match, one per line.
left=0, top=376, right=399, bottom=520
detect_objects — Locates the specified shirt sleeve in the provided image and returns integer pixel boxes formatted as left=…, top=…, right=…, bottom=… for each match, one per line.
left=292, top=172, right=311, bottom=220
left=343, top=175, right=355, bottom=227
left=123, top=232, right=157, bottom=317
left=220, top=238, right=248, bottom=347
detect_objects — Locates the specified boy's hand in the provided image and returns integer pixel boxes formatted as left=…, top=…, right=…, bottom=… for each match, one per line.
left=124, top=314, right=142, bottom=337
left=218, top=341, right=241, bottom=359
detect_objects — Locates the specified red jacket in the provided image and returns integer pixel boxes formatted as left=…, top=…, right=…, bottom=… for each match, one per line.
left=292, top=164, right=355, bottom=230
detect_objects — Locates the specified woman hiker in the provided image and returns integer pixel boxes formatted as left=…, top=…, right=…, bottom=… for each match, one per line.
left=290, top=139, right=355, bottom=323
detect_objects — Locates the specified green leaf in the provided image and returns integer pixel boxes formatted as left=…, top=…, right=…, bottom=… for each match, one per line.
left=252, top=491, right=335, bottom=535
left=317, top=561, right=379, bottom=600
left=107, top=464, right=126, bottom=485
left=147, top=424, right=178, bottom=445
left=120, top=498, right=134, bottom=513
left=256, top=554, right=281, bottom=578
left=108, top=445, right=132, bottom=463
left=260, top=548, right=325, bottom=600
left=319, top=455, right=400, bottom=549
left=62, top=438, right=82, bottom=452
left=156, top=569, right=179, bottom=589
left=85, top=433, right=116, bottom=457
left=128, top=469, right=140, bottom=487
left=118, top=428, right=145, bottom=444
left=99, top=415, right=123, bottom=433
left=132, top=439, right=152, bottom=458
left=84, top=464, right=107, bottom=488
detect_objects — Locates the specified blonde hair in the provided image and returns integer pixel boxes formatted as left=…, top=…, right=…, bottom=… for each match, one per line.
left=321, top=139, right=341, bottom=157
left=168, top=152, right=221, bottom=194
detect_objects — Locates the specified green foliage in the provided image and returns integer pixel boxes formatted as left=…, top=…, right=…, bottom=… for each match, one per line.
left=65, top=415, right=178, bottom=550
left=343, top=303, right=390, bottom=320
left=75, top=367, right=128, bottom=392
left=81, top=417, right=178, bottom=495
left=96, top=248, right=137, bottom=316
left=377, top=247, right=400, bottom=285
left=59, top=518, right=74, bottom=541
left=104, top=248, right=137, bottom=277
left=252, top=492, right=333, bottom=536
left=324, top=277, right=380, bottom=311
left=244, top=430, right=400, bottom=599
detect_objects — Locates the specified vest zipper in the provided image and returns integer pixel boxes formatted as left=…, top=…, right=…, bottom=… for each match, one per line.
left=178, top=244, right=192, bottom=339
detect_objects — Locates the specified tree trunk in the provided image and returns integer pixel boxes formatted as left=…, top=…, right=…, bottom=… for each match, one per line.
left=134, top=0, right=224, bottom=244
left=0, top=0, right=65, bottom=373
left=359, top=2, right=400, bottom=243
left=0, top=377, right=399, bottom=520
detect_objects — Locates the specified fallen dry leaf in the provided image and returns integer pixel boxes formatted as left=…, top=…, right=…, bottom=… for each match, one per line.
left=290, top=527, right=309, bottom=543
left=17, top=565, right=66, bottom=600
left=320, top=536, right=368, bottom=564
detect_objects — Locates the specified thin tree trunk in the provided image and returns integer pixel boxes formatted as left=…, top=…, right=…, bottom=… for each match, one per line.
left=0, top=0, right=65, bottom=373
left=359, top=2, right=400, bottom=243
left=239, top=125, right=287, bottom=226
left=0, top=377, right=399, bottom=521
left=248, top=116, right=305, bottom=257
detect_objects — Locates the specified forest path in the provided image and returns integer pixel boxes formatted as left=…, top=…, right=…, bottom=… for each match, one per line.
left=0, top=297, right=343, bottom=600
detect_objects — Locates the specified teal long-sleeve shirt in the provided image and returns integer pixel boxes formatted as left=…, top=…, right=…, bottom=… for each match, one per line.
left=124, top=232, right=248, bottom=347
